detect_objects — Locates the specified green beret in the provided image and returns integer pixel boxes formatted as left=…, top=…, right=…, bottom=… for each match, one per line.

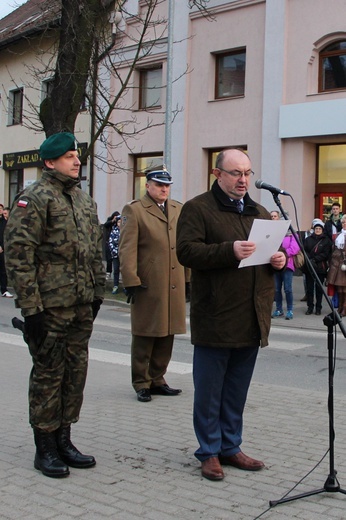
left=39, top=132, right=78, bottom=160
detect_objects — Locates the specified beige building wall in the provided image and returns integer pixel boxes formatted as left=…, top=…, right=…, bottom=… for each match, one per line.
left=185, top=1, right=266, bottom=198
left=1, top=0, right=346, bottom=232
left=0, top=33, right=91, bottom=206
left=277, top=0, right=346, bottom=229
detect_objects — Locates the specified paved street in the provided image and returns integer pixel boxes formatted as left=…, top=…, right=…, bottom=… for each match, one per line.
left=1, top=276, right=346, bottom=519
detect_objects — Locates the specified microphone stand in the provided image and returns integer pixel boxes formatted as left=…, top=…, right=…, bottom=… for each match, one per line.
left=269, top=193, right=346, bottom=508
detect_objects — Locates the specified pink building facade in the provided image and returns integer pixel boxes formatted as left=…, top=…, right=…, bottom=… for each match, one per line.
left=98, top=0, right=346, bottom=230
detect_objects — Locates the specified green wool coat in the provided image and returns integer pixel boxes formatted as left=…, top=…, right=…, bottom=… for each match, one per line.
left=176, top=181, right=276, bottom=348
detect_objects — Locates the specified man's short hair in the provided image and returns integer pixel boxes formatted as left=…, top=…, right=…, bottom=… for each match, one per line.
left=215, top=148, right=249, bottom=170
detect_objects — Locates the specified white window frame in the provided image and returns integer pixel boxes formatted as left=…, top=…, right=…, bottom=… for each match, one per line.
left=8, top=87, right=24, bottom=125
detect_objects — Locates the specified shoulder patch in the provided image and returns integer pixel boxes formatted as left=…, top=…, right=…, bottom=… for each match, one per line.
left=17, top=199, right=29, bottom=208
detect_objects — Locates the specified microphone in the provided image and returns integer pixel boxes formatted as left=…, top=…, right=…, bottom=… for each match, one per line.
left=255, top=179, right=290, bottom=196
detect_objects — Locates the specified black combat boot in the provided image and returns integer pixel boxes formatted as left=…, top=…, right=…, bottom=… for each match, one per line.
left=34, top=428, right=70, bottom=478
left=56, top=425, right=96, bottom=468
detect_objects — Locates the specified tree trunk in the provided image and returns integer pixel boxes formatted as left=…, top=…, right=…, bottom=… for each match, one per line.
left=40, top=0, right=107, bottom=136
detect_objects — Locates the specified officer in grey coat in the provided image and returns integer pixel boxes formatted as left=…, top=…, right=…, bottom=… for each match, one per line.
left=5, top=132, right=105, bottom=478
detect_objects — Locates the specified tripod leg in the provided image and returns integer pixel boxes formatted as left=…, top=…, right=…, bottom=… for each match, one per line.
left=270, top=488, right=325, bottom=507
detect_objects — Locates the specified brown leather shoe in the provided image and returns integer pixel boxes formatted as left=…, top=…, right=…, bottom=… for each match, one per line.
left=201, top=457, right=224, bottom=481
left=218, top=451, right=264, bottom=471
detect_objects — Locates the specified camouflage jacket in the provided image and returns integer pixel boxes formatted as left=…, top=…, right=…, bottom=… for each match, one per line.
left=5, top=169, right=105, bottom=317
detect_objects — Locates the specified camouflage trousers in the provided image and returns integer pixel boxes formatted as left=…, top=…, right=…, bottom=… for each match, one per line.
left=26, top=304, right=93, bottom=432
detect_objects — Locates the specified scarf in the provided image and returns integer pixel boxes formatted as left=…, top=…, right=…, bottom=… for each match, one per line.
left=335, top=229, right=346, bottom=249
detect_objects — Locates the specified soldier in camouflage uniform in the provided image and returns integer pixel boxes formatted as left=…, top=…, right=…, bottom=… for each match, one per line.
left=5, top=132, right=106, bottom=478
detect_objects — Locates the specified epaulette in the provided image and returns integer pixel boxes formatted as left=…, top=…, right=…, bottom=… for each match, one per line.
left=127, top=199, right=140, bottom=205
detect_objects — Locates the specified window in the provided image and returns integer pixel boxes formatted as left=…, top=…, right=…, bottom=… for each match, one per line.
left=42, top=79, right=87, bottom=111
left=9, top=169, right=23, bottom=205
left=8, top=88, right=23, bottom=125
left=80, top=93, right=88, bottom=112
left=79, top=164, right=88, bottom=191
left=319, top=41, right=346, bottom=92
left=318, top=144, right=346, bottom=183
left=133, top=153, right=163, bottom=198
left=315, top=144, right=346, bottom=219
left=139, top=67, right=162, bottom=109
left=320, top=193, right=343, bottom=222
left=42, top=79, right=54, bottom=100
left=215, top=49, right=246, bottom=99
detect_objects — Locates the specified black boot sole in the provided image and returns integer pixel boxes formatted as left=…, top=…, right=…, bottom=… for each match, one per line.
left=59, top=457, right=96, bottom=469
left=34, top=460, right=70, bottom=478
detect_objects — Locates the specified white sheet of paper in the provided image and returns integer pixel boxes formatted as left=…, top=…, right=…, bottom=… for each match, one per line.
left=238, top=219, right=291, bottom=268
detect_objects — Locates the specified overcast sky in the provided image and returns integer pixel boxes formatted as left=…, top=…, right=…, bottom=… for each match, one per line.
left=0, top=1, right=23, bottom=21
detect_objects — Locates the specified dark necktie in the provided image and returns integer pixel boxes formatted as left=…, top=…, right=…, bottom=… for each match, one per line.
left=159, top=204, right=166, bottom=215
left=235, top=200, right=243, bottom=213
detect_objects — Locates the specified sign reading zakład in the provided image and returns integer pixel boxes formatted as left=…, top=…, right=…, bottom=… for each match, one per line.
left=3, top=150, right=41, bottom=170
left=2, top=143, right=88, bottom=170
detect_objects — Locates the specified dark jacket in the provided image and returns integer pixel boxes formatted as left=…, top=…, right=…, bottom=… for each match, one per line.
left=103, top=211, right=120, bottom=262
left=0, top=216, right=6, bottom=249
left=303, top=232, right=332, bottom=275
left=324, top=216, right=342, bottom=241
left=5, top=169, right=105, bottom=317
left=108, top=224, right=120, bottom=259
left=176, top=180, right=276, bottom=348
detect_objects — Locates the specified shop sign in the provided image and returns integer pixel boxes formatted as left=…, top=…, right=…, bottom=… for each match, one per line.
left=2, top=143, right=88, bottom=170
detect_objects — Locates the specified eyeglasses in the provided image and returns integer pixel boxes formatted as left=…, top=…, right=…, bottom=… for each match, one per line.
left=216, top=168, right=254, bottom=178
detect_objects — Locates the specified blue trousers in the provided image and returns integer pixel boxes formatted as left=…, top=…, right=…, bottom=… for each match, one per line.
left=274, top=268, right=293, bottom=312
left=193, top=344, right=259, bottom=461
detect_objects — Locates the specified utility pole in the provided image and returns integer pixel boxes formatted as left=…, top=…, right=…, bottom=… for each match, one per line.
left=164, top=0, right=174, bottom=172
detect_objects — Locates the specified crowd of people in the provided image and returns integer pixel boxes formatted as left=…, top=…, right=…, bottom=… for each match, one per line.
left=2, top=135, right=346, bottom=485
left=270, top=202, right=345, bottom=319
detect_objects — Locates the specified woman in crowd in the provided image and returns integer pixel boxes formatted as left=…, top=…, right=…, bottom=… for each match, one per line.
left=272, top=230, right=300, bottom=320
left=303, top=220, right=332, bottom=315
left=327, top=215, right=346, bottom=316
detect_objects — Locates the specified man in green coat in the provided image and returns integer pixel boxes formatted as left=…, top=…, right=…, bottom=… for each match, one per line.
left=5, top=132, right=105, bottom=478
left=177, top=148, right=286, bottom=481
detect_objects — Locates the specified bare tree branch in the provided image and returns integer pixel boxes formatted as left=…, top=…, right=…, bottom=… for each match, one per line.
left=8, top=0, right=212, bottom=174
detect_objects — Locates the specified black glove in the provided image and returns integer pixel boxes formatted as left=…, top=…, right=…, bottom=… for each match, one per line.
left=24, top=312, right=46, bottom=344
left=92, top=299, right=102, bottom=320
left=124, top=286, right=137, bottom=304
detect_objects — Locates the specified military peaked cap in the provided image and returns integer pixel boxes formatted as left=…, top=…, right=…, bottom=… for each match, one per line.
left=146, top=169, right=173, bottom=185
